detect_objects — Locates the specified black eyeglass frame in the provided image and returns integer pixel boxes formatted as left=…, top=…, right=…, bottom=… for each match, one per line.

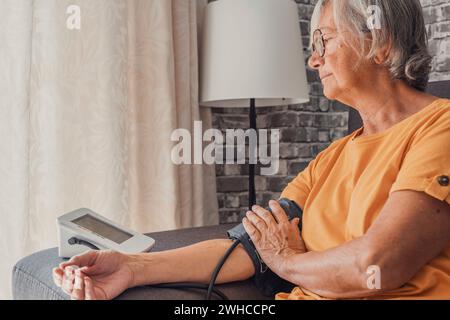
left=311, top=27, right=372, bottom=58
left=311, top=29, right=327, bottom=58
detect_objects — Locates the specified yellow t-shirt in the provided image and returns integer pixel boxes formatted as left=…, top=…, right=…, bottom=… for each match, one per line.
left=277, top=98, right=450, bottom=300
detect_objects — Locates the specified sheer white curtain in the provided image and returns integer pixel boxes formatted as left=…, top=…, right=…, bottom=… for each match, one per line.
left=0, top=0, right=217, bottom=299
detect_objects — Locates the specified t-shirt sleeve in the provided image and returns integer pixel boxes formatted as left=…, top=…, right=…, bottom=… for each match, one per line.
left=280, top=148, right=328, bottom=210
left=279, top=161, right=314, bottom=210
left=389, top=110, right=450, bottom=204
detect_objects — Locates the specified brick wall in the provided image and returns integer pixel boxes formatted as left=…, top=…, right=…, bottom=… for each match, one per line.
left=421, top=0, right=450, bottom=81
left=211, top=0, right=450, bottom=224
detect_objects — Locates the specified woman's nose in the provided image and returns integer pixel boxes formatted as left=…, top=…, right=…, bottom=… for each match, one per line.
left=308, top=51, right=323, bottom=70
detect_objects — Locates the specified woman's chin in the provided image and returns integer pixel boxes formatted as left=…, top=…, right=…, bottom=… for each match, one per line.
left=322, top=85, right=338, bottom=100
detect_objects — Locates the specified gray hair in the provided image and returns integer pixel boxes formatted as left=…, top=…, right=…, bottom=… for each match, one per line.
left=311, top=0, right=432, bottom=91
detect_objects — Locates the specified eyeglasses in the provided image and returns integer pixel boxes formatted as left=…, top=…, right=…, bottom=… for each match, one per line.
left=311, top=29, right=327, bottom=58
left=312, top=28, right=371, bottom=57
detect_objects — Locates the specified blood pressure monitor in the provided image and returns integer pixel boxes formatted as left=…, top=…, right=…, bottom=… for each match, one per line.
left=57, top=208, right=156, bottom=258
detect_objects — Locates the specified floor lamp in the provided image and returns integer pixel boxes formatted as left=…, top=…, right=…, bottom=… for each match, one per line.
left=199, top=0, right=309, bottom=210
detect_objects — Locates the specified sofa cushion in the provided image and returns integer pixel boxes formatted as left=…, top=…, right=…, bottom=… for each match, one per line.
left=12, top=223, right=270, bottom=300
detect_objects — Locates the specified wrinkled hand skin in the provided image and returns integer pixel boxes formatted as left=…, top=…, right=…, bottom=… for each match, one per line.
left=242, top=200, right=306, bottom=274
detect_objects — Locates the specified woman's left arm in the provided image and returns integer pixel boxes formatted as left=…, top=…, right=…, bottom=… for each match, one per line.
left=243, top=192, right=450, bottom=299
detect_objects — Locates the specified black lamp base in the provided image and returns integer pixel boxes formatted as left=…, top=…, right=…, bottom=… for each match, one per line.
left=249, top=98, right=256, bottom=210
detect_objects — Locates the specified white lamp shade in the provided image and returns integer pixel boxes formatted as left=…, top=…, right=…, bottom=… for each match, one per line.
left=200, top=0, right=309, bottom=108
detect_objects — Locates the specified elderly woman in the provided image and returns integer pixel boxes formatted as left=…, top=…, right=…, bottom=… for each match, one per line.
left=53, top=0, right=449, bottom=300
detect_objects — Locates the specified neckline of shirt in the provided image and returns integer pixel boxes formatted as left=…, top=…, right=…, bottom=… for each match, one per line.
left=349, top=98, right=447, bottom=144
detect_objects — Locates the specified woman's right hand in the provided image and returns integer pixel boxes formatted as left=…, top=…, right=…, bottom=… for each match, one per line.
left=52, top=250, right=134, bottom=300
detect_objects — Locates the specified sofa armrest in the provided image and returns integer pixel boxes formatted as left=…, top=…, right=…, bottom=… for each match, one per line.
left=12, top=223, right=270, bottom=300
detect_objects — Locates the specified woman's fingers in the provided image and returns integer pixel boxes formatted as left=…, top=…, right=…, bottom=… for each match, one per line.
left=268, top=200, right=289, bottom=224
left=84, top=277, right=96, bottom=300
left=53, top=268, right=63, bottom=287
left=59, top=257, right=80, bottom=270
left=71, top=269, right=85, bottom=300
left=60, top=250, right=97, bottom=269
left=61, top=266, right=76, bottom=294
left=243, top=217, right=261, bottom=242
left=58, top=266, right=97, bottom=300
left=291, top=217, right=301, bottom=227
left=251, top=205, right=274, bottom=227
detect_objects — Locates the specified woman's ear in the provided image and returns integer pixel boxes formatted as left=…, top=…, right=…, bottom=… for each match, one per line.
left=374, top=37, right=392, bottom=65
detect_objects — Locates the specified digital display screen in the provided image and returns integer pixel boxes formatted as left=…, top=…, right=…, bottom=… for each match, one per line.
left=72, top=214, right=133, bottom=244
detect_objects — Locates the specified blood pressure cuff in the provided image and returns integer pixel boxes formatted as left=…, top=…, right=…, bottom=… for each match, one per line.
left=227, top=198, right=303, bottom=297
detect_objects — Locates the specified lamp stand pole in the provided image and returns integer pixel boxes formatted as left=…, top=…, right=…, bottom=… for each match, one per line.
left=249, top=98, right=256, bottom=210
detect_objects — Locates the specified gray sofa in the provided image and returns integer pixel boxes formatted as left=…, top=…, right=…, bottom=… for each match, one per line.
left=12, top=223, right=269, bottom=300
